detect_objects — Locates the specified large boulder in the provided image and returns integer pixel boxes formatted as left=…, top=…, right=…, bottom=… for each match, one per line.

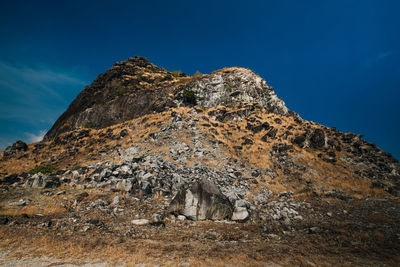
left=24, top=174, right=61, bottom=188
left=310, top=129, right=325, bottom=149
left=169, top=179, right=233, bottom=221
left=3, top=140, right=28, bottom=157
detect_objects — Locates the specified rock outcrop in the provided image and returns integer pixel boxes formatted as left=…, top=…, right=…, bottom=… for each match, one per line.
left=3, top=140, right=28, bottom=158
left=169, top=179, right=233, bottom=221
left=43, top=57, right=293, bottom=141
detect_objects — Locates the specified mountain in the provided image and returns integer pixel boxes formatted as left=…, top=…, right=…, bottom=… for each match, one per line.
left=1, top=57, right=399, bottom=265
left=43, top=56, right=293, bottom=141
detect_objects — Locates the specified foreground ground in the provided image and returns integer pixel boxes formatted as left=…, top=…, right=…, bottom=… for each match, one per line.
left=1, top=186, right=399, bottom=266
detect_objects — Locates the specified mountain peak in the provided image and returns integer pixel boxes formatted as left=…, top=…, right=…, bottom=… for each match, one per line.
left=43, top=57, right=294, bottom=141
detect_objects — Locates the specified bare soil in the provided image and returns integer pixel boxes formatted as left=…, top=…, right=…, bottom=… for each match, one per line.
left=1, top=187, right=399, bottom=266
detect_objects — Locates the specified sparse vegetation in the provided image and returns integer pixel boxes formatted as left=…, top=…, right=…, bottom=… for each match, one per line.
left=182, top=89, right=197, bottom=105
left=29, top=165, right=57, bottom=175
left=171, top=70, right=181, bottom=78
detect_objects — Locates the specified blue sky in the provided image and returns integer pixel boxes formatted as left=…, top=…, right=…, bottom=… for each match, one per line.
left=0, top=0, right=399, bottom=160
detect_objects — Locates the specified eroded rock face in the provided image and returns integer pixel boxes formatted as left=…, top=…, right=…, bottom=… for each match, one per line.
left=180, top=69, right=290, bottom=116
left=169, top=179, right=233, bottom=221
left=44, top=57, right=175, bottom=141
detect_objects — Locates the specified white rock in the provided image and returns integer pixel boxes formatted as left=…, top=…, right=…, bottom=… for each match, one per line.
left=8, top=199, right=26, bottom=206
left=231, top=207, right=249, bottom=221
left=72, top=170, right=80, bottom=180
left=142, top=173, right=153, bottom=180
left=152, top=213, right=162, bottom=223
left=177, top=215, right=186, bottom=221
left=120, top=165, right=131, bottom=174
left=131, top=219, right=150, bottom=225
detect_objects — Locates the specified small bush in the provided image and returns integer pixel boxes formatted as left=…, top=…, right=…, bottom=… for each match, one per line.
left=171, top=70, right=181, bottom=78
left=182, top=89, right=197, bottom=105
left=226, top=86, right=232, bottom=92
left=29, top=165, right=57, bottom=175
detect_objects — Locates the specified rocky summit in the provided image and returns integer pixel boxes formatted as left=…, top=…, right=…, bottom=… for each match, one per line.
left=1, top=57, right=400, bottom=266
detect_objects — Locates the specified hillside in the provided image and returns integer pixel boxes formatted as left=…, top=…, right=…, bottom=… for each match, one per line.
left=1, top=57, right=399, bottom=266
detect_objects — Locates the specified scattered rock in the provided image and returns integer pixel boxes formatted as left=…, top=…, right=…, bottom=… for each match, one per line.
left=310, top=129, right=325, bottom=149
left=8, top=199, right=26, bottom=206
left=131, top=219, right=150, bottom=226
left=3, top=140, right=28, bottom=157
left=112, top=196, right=120, bottom=205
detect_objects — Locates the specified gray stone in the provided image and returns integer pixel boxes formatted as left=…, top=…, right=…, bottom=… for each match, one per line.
left=169, top=179, right=233, bottom=221
left=8, top=199, right=26, bottom=206
left=177, top=215, right=186, bottom=221
left=131, top=219, right=150, bottom=225
left=112, top=196, right=120, bottom=205
left=72, top=170, right=80, bottom=180
left=24, top=174, right=60, bottom=188
left=100, top=169, right=112, bottom=179
left=142, top=173, right=153, bottom=180
left=235, top=199, right=250, bottom=208
left=231, top=207, right=249, bottom=222
left=152, top=213, right=163, bottom=223
left=116, top=180, right=133, bottom=192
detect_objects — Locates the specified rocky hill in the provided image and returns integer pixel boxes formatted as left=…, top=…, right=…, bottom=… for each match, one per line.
left=43, top=56, right=293, bottom=141
left=1, top=57, right=400, bottom=266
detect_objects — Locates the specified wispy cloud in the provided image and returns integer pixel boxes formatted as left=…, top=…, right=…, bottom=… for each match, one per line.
left=25, top=130, right=47, bottom=143
left=0, top=61, right=88, bottom=123
left=0, top=61, right=89, bottom=149
left=363, top=51, right=394, bottom=68
left=0, top=61, right=87, bottom=104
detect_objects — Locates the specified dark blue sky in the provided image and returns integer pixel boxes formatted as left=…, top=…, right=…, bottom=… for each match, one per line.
left=0, top=0, right=399, bottom=160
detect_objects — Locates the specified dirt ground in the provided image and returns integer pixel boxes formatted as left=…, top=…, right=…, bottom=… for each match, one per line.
left=1, top=187, right=399, bottom=266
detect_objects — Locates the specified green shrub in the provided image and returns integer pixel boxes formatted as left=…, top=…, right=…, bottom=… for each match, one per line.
left=29, top=165, right=57, bottom=175
left=171, top=70, right=181, bottom=78
left=182, top=89, right=197, bottom=105
left=226, top=86, right=232, bottom=92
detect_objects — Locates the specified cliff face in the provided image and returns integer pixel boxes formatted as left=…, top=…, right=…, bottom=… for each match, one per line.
left=43, top=57, right=294, bottom=141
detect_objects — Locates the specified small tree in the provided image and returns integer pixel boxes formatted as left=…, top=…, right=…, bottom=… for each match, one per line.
left=182, top=89, right=197, bottom=105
